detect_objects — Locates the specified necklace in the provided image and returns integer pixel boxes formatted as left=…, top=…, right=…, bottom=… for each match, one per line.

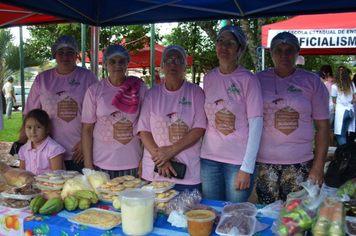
left=274, top=69, right=296, bottom=95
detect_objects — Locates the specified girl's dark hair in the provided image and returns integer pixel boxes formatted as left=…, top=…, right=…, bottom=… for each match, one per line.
left=22, top=109, right=51, bottom=133
left=333, top=66, right=353, bottom=95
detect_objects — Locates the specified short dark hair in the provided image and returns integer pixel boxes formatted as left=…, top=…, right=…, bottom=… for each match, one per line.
left=319, top=65, right=333, bottom=76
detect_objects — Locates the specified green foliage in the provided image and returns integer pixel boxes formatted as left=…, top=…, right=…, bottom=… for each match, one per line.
left=0, top=112, right=23, bottom=142
left=0, top=29, right=14, bottom=86
left=163, top=22, right=219, bottom=80
left=26, top=23, right=155, bottom=63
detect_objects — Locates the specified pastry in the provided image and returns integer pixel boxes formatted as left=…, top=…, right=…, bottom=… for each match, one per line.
left=132, top=178, right=141, bottom=184
left=123, top=175, right=135, bottom=181
left=123, top=181, right=134, bottom=188
left=111, top=184, right=125, bottom=192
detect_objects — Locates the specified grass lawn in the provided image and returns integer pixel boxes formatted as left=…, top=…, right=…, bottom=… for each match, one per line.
left=0, top=112, right=23, bottom=142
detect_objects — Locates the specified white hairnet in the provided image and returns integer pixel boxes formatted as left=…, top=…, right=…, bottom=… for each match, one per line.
left=216, top=25, right=247, bottom=61
left=51, top=35, right=78, bottom=59
left=160, top=45, right=187, bottom=71
left=102, top=44, right=130, bottom=68
left=270, top=32, right=301, bottom=55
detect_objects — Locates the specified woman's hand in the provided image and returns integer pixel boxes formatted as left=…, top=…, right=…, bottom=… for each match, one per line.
left=308, top=164, right=324, bottom=186
left=157, top=161, right=177, bottom=178
left=152, top=145, right=174, bottom=167
left=234, top=170, right=251, bottom=190
left=138, top=159, right=143, bottom=178
left=71, top=141, right=84, bottom=163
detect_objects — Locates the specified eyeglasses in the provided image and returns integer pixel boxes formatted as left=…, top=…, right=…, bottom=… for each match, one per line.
left=107, top=59, right=127, bottom=66
left=56, top=50, right=76, bottom=57
left=163, top=58, right=185, bottom=65
left=216, top=39, right=238, bottom=48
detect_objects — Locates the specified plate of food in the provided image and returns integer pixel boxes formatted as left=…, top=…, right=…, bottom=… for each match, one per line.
left=67, top=208, right=122, bottom=230
left=141, top=181, right=175, bottom=193
left=1, top=183, right=42, bottom=200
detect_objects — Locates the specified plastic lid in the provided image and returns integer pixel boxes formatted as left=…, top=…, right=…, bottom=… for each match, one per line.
left=185, top=210, right=216, bottom=222
left=119, top=188, right=155, bottom=202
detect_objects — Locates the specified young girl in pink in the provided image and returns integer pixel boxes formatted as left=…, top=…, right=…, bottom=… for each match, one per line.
left=19, top=109, right=65, bottom=175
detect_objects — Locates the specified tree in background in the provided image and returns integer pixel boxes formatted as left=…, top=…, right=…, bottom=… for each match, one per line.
left=25, top=23, right=160, bottom=79
left=1, top=29, right=43, bottom=113
left=163, top=17, right=356, bottom=79
left=163, top=21, right=219, bottom=83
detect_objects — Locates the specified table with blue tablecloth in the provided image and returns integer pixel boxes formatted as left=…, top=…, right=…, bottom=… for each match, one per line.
left=23, top=199, right=275, bottom=236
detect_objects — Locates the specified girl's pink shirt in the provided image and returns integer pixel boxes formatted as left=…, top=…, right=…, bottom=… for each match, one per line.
left=19, top=136, right=66, bottom=175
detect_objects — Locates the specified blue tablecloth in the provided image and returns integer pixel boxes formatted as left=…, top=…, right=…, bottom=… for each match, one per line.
left=23, top=199, right=275, bottom=236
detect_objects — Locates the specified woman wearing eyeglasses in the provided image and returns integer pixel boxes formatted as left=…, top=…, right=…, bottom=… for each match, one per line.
left=200, top=25, right=263, bottom=202
left=81, top=44, right=148, bottom=178
left=137, top=45, right=206, bottom=191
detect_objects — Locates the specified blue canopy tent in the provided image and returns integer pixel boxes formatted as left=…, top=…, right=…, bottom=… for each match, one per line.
left=1, top=0, right=356, bottom=27
left=2, top=0, right=356, bottom=86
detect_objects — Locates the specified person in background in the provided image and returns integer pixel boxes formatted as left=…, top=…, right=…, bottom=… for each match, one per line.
left=154, top=70, right=163, bottom=85
left=320, top=65, right=334, bottom=93
left=138, top=45, right=206, bottom=192
left=255, top=32, right=330, bottom=204
left=331, top=66, right=356, bottom=145
left=82, top=44, right=148, bottom=179
left=0, top=90, right=4, bottom=130
left=314, top=71, right=327, bottom=82
left=320, top=65, right=336, bottom=146
left=350, top=73, right=356, bottom=142
left=200, top=25, right=263, bottom=202
left=19, top=109, right=65, bottom=175
left=17, top=35, right=98, bottom=173
left=2, top=76, right=16, bottom=119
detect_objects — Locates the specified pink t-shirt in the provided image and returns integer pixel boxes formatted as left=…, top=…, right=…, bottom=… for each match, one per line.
left=256, top=68, right=330, bottom=164
left=324, top=81, right=333, bottom=95
left=19, top=136, right=66, bottom=175
left=24, top=67, right=98, bottom=161
left=82, top=77, right=148, bottom=170
left=137, top=81, right=206, bottom=185
left=201, top=66, right=263, bottom=166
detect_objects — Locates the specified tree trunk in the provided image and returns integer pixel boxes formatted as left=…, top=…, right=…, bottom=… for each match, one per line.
left=240, top=19, right=258, bottom=71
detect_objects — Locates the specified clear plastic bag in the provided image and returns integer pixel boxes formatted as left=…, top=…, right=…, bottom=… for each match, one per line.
left=82, top=168, right=110, bottom=195
left=276, top=179, right=326, bottom=236
left=257, top=200, right=284, bottom=219
left=60, top=174, right=93, bottom=199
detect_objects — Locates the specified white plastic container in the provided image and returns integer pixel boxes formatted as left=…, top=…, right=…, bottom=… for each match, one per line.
left=119, top=188, right=156, bottom=235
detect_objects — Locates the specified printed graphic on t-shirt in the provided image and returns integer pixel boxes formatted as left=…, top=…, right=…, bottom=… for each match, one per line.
left=207, top=97, right=236, bottom=136
left=102, top=111, right=134, bottom=145
left=167, top=111, right=189, bottom=143
left=215, top=106, right=236, bottom=136
left=43, top=80, right=81, bottom=123
left=263, top=96, right=299, bottom=135
left=57, top=96, right=78, bottom=123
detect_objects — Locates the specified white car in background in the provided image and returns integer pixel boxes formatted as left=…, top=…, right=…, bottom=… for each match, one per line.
left=14, top=86, right=30, bottom=109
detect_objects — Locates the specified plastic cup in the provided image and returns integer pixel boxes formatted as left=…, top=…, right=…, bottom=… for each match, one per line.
left=119, top=189, right=155, bottom=235
left=185, top=210, right=215, bottom=236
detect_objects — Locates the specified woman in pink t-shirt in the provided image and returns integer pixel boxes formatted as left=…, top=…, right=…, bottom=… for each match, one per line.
left=137, top=45, right=206, bottom=192
left=19, top=109, right=65, bottom=175
left=255, top=32, right=330, bottom=204
left=17, top=36, right=98, bottom=173
left=82, top=44, right=148, bottom=179
left=200, top=25, right=263, bottom=202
